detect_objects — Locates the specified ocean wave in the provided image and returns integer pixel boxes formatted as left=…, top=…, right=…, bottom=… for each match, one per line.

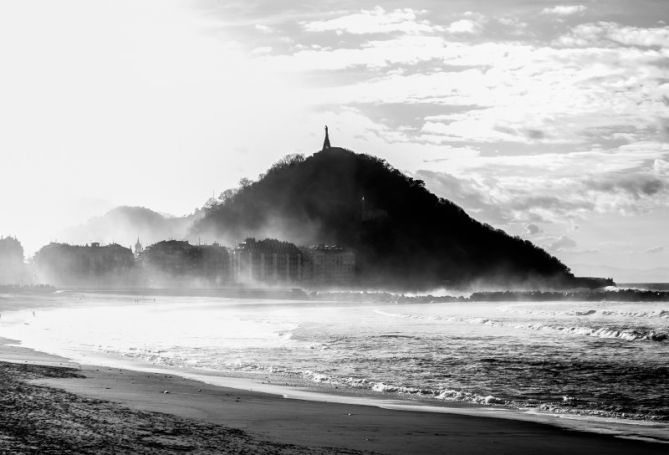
left=300, top=371, right=507, bottom=406
left=504, top=307, right=669, bottom=319
left=372, top=309, right=426, bottom=320
left=375, top=309, right=668, bottom=342
left=574, top=309, right=597, bottom=316
left=521, top=323, right=668, bottom=342
left=568, top=308, right=669, bottom=319
left=456, top=316, right=668, bottom=342
left=600, top=309, right=669, bottom=319
left=466, top=317, right=503, bottom=327
left=299, top=371, right=664, bottom=422
left=96, top=343, right=668, bottom=423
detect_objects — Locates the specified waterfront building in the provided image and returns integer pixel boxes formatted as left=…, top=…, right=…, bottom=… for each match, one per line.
left=232, top=238, right=304, bottom=284
left=303, top=244, right=355, bottom=286
left=141, top=240, right=231, bottom=286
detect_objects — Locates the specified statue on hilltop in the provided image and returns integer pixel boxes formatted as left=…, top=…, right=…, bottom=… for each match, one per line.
left=322, top=125, right=331, bottom=150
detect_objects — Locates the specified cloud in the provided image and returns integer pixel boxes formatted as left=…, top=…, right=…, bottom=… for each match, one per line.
left=550, top=236, right=578, bottom=251
left=266, top=24, right=667, bottom=148
left=303, top=7, right=439, bottom=35
left=418, top=168, right=595, bottom=226
left=446, top=19, right=481, bottom=35
left=541, top=5, right=587, bottom=16
left=415, top=170, right=511, bottom=224
left=556, top=22, right=669, bottom=47
left=654, top=158, right=669, bottom=175
left=526, top=223, right=542, bottom=235
left=645, top=245, right=664, bottom=254
left=254, top=24, right=272, bottom=33
left=415, top=141, right=669, bottom=228
left=251, top=46, right=273, bottom=55
left=584, top=174, right=665, bottom=199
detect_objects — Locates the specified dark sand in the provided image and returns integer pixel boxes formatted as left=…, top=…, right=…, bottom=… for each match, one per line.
left=31, top=364, right=669, bottom=455
left=0, top=338, right=664, bottom=455
left=0, top=360, right=368, bottom=454
left=0, top=337, right=367, bottom=454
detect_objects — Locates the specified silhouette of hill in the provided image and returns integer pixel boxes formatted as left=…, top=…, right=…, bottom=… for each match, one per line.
left=192, top=148, right=576, bottom=289
left=59, top=206, right=198, bottom=249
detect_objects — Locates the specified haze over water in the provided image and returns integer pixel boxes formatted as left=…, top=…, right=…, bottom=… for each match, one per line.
left=2, top=293, right=667, bottom=440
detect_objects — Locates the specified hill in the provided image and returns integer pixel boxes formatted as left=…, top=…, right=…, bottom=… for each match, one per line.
left=59, top=206, right=198, bottom=249
left=192, top=148, right=575, bottom=289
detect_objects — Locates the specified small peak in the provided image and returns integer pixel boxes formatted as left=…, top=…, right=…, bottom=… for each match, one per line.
left=322, top=125, right=331, bottom=150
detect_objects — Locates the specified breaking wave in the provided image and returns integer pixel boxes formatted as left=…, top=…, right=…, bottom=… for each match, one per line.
left=374, top=309, right=668, bottom=342
left=301, top=371, right=506, bottom=405
left=521, top=324, right=668, bottom=342
left=504, top=307, right=669, bottom=319
left=299, top=370, right=663, bottom=421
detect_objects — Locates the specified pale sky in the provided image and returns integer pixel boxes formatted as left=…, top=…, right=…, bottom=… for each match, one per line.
left=0, top=0, right=667, bottom=281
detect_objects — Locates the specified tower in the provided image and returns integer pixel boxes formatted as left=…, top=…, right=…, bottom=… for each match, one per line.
left=322, top=125, right=331, bottom=150
left=134, top=237, right=143, bottom=257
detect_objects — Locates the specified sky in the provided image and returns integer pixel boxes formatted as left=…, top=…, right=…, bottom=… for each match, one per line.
left=0, top=0, right=667, bottom=282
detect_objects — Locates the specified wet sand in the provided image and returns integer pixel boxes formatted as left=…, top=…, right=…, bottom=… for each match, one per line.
left=0, top=337, right=665, bottom=455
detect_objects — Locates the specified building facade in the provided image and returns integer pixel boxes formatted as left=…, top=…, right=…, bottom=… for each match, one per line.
left=140, top=240, right=231, bottom=286
left=232, top=238, right=305, bottom=284
left=303, top=244, right=356, bottom=286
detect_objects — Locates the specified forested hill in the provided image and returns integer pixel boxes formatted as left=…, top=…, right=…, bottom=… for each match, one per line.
left=192, top=147, right=574, bottom=289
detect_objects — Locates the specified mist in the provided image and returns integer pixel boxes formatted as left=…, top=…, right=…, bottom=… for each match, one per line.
left=57, top=206, right=198, bottom=250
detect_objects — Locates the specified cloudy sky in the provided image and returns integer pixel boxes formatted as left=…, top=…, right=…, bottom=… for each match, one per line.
left=0, top=0, right=667, bottom=281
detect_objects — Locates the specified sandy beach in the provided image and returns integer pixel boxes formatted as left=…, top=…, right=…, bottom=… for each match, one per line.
left=0, top=335, right=665, bottom=455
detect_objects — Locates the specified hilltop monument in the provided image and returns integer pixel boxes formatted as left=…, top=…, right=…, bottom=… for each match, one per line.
left=322, top=125, right=331, bottom=150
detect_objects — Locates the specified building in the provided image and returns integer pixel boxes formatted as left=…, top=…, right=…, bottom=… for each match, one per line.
left=232, top=238, right=305, bottom=284
left=32, top=242, right=135, bottom=286
left=134, top=238, right=144, bottom=257
left=140, top=240, right=231, bottom=286
left=303, top=244, right=355, bottom=286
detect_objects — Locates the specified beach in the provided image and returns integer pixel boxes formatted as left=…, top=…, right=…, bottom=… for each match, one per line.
left=1, top=292, right=668, bottom=454
left=0, top=336, right=665, bottom=455
left=0, top=351, right=358, bottom=454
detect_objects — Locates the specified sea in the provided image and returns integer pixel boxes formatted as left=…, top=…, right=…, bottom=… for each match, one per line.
left=1, top=291, right=667, bottom=442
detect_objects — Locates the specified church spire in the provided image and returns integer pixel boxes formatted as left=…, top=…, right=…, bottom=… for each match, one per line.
left=134, top=237, right=143, bottom=257
left=322, top=125, right=331, bottom=150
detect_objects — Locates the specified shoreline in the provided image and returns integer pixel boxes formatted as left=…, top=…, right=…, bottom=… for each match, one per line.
left=37, top=347, right=669, bottom=444
left=1, top=294, right=668, bottom=453
left=0, top=338, right=667, bottom=454
left=0, top=358, right=355, bottom=454
left=2, top=294, right=667, bottom=440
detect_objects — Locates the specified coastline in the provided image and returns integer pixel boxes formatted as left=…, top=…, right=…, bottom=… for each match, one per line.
left=0, top=336, right=666, bottom=455
left=0, top=353, right=355, bottom=454
left=35, top=347, right=669, bottom=444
